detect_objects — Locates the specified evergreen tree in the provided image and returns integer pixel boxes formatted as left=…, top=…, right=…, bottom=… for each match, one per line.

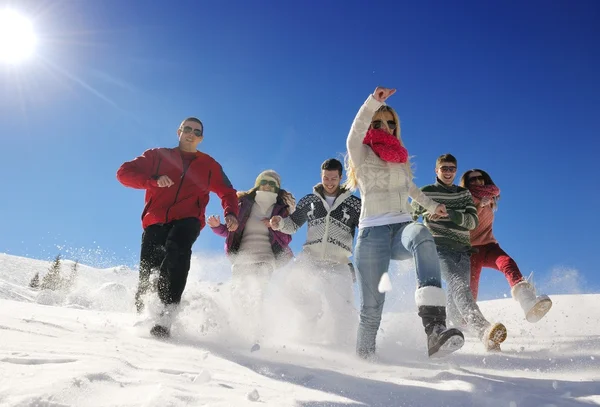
left=29, top=272, right=40, bottom=289
left=40, top=253, right=63, bottom=291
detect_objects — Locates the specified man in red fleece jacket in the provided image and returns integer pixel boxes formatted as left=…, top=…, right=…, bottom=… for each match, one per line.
left=117, top=117, right=239, bottom=337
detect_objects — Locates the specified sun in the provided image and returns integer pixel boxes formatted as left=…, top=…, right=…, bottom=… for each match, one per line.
left=0, top=8, right=37, bottom=64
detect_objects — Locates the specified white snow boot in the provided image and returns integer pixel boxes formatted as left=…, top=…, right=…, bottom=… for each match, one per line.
left=480, top=322, right=507, bottom=352
left=511, top=281, right=552, bottom=323
left=150, top=303, right=180, bottom=338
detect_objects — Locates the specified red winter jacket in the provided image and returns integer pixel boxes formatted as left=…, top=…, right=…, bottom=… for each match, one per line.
left=117, top=147, right=238, bottom=230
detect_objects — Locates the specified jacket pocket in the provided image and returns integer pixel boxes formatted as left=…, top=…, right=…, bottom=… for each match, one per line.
left=141, top=198, right=152, bottom=221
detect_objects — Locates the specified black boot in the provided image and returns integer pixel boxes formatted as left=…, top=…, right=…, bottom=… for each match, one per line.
left=418, top=306, right=464, bottom=358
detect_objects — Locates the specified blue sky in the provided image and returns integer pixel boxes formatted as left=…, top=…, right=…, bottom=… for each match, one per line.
left=1, top=0, right=599, bottom=299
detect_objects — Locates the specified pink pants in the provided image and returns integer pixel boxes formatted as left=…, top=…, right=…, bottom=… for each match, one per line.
left=470, top=243, right=524, bottom=301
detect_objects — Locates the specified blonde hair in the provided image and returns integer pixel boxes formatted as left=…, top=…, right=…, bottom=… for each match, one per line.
left=343, top=105, right=413, bottom=190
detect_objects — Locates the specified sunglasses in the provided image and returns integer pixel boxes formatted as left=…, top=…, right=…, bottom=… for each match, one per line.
left=181, top=126, right=203, bottom=137
left=439, top=166, right=457, bottom=173
left=259, top=180, right=278, bottom=188
left=371, top=120, right=397, bottom=130
left=469, top=175, right=485, bottom=182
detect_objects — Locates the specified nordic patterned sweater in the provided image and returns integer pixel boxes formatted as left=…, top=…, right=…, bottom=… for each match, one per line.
left=411, top=180, right=479, bottom=250
left=274, top=185, right=361, bottom=265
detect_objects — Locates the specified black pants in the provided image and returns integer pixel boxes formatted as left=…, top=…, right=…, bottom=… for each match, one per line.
left=135, top=217, right=201, bottom=312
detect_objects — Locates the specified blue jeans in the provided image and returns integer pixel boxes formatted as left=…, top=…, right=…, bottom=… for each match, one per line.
left=437, top=246, right=488, bottom=335
left=354, top=222, right=442, bottom=355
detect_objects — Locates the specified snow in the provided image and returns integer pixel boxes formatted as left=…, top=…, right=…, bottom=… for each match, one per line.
left=0, top=251, right=599, bottom=407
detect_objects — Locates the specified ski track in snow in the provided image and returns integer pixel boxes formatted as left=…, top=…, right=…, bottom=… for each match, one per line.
left=0, top=252, right=599, bottom=407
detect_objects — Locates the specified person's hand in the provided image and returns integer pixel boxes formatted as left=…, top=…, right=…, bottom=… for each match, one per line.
left=157, top=175, right=174, bottom=188
left=428, top=212, right=449, bottom=221
left=269, top=216, right=282, bottom=230
left=480, top=197, right=492, bottom=207
left=434, top=204, right=448, bottom=217
left=207, top=215, right=221, bottom=228
left=373, top=87, right=396, bottom=103
left=225, top=214, right=238, bottom=231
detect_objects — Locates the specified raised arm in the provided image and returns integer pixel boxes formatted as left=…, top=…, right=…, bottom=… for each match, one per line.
left=347, top=88, right=395, bottom=166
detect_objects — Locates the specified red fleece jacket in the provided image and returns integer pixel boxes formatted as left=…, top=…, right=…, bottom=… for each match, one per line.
left=117, top=147, right=238, bottom=229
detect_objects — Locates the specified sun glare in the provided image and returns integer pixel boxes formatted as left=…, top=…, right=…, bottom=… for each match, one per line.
left=0, top=8, right=37, bottom=64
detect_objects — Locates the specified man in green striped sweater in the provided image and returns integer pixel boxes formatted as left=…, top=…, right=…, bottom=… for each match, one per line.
left=412, top=153, right=507, bottom=351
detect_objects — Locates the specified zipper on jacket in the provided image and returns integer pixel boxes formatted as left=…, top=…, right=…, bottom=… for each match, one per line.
left=164, top=155, right=193, bottom=223
left=321, top=195, right=333, bottom=260
left=318, top=190, right=349, bottom=260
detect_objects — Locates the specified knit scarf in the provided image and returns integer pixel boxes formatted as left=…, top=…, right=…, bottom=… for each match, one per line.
left=254, top=191, right=277, bottom=213
left=468, top=184, right=500, bottom=200
left=362, top=129, right=408, bottom=163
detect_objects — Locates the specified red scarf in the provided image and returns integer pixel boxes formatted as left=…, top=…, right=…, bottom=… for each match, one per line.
left=362, top=129, right=408, bottom=163
left=468, top=184, right=500, bottom=200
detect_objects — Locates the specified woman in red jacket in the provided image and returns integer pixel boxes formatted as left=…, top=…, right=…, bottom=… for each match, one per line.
left=460, top=169, right=552, bottom=323
left=117, top=117, right=239, bottom=338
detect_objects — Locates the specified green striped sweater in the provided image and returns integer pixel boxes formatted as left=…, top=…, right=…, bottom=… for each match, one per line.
left=411, top=180, right=479, bottom=250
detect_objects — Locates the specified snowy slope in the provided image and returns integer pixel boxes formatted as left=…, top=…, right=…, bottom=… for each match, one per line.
left=0, top=252, right=599, bottom=407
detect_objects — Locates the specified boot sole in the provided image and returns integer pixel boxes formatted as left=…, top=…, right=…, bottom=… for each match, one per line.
left=487, top=322, right=507, bottom=345
left=526, top=296, right=552, bottom=323
left=150, top=325, right=171, bottom=339
left=429, top=329, right=465, bottom=358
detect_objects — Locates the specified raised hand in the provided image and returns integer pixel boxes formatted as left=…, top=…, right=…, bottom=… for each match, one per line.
left=373, top=87, right=396, bottom=103
left=157, top=175, right=174, bottom=188
left=207, top=215, right=221, bottom=228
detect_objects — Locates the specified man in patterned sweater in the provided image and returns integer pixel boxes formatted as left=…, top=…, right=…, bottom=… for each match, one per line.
left=412, top=154, right=507, bottom=351
left=270, top=158, right=361, bottom=345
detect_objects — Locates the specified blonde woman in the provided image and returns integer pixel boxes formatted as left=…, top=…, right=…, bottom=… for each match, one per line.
left=346, top=87, right=463, bottom=359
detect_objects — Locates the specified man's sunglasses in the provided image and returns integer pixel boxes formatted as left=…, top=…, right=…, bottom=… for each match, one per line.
left=469, top=175, right=485, bottom=182
left=439, top=166, right=457, bottom=173
left=259, top=180, right=278, bottom=188
left=181, top=126, right=203, bottom=137
left=371, top=120, right=397, bottom=130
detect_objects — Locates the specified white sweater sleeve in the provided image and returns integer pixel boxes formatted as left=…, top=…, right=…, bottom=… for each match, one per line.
left=408, top=180, right=439, bottom=214
left=346, top=95, right=384, bottom=166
